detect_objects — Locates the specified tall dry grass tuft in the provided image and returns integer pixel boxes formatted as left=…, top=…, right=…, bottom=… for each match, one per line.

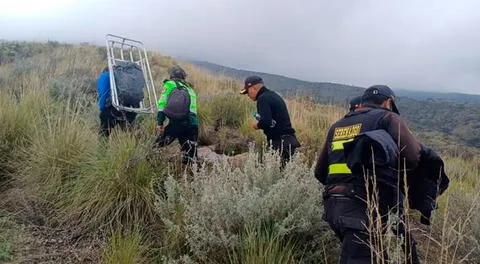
left=58, top=131, right=163, bottom=233
left=421, top=154, right=480, bottom=263
left=228, top=222, right=299, bottom=264
left=0, top=91, right=51, bottom=183
left=102, top=228, right=150, bottom=264
left=286, top=97, right=344, bottom=162
left=19, top=102, right=97, bottom=202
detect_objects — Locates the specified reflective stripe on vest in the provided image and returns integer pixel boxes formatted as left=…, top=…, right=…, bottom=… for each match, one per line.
left=328, top=163, right=352, bottom=174
left=331, top=139, right=354, bottom=151
left=325, top=108, right=389, bottom=185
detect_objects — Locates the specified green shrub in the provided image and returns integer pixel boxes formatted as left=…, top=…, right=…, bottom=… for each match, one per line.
left=154, top=175, right=189, bottom=260
left=159, top=149, right=333, bottom=262
left=201, top=93, right=253, bottom=129
left=49, top=75, right=96, bottom=108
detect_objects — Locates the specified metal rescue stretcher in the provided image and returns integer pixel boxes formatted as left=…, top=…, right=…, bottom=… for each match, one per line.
left=105, top=34, right=158, bottom=114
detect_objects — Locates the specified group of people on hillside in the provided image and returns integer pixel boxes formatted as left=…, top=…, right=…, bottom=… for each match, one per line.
left=97, top=66, right=301, bottom=167
left=98, top=65, right=448, bottom=264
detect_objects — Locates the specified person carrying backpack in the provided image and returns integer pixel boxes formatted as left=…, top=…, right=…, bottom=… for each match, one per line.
left=155, top=66, right=199, bottom=165
left=97, top=66, right=137, bottom=137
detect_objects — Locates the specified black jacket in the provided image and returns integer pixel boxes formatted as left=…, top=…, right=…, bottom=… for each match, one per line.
left=255, top=87, right=295, bottom=141
left=343, top=129, right=399, bottom=188
left=408, top=146, right=449, bottom=225
left=345, top=132, right=449, bottom=225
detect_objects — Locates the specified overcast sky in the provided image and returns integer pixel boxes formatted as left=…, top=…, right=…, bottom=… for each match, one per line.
left=1, top=0, right=479, bottom=94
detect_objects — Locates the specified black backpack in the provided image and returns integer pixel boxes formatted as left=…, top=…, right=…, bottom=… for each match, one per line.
left=163, top=81, right=191, bottom=120
left=113, top=61, right=145, bottom=106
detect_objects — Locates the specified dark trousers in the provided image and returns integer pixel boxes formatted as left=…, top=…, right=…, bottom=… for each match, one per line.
left=155, top=123, right=198, bottom=165
left=269, top=134, right=301, bottom=168
left=323, top=184, right=419, bottom=264
left=99, top=106, right=137, bottom=137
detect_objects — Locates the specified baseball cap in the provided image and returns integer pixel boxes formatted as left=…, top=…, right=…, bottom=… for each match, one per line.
left=362, top=85, right=400, bottom=114
left=349, top=96, right=363, bottom=111
left=240, top=75, right=263, bottom=94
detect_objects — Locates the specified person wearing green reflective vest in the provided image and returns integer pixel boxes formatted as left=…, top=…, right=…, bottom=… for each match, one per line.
left=155, top=66, right=199, bottom=165
left=314, top=85, right=422, bottom=264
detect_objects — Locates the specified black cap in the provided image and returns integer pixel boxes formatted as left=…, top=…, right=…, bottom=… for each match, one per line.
left=240, top=75, right=263, bottom=94
left=362, top=85, right=400, bottom=114
left=349, top=96, right=363, bottom=111
left=169, top=66, right=187, bottom=80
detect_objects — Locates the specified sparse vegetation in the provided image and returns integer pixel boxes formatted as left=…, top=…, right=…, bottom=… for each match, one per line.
left=103, top=228, right=149, bottom=264
left=0, top=216, right=14, bottom=262
left=0, top=40, right=478, bottom=263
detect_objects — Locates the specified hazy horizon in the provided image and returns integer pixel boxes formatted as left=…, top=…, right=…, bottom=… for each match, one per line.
left=1, top=0, right=479, bottom=95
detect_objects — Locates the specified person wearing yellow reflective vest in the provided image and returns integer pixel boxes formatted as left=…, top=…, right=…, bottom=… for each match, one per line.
left=155, top=66, right=199, bottom=165
left=314, top=85, right=422, bottom=264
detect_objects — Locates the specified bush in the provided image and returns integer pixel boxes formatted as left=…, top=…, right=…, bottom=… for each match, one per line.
left=201, top=93, right=253, bottom=130
left=49, top=75, right=96, bottom=109
left=158, top=149, right=333, bottom=263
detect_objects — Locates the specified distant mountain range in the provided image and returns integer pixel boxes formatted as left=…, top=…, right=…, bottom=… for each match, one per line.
left=190, top=60, right=480, bottom=104
left=189, top=60, right=480, bottom=151
left=395, top=89, right=480, bottom=103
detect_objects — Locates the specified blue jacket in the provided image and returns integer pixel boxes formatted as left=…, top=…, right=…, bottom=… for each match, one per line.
left=97, top=72, right=111, bottom=111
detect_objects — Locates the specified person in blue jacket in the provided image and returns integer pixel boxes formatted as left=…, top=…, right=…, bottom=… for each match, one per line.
left=97, top=66, right=136, bottom=137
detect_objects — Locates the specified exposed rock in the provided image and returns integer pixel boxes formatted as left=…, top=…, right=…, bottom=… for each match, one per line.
left=197, top=146, right=228, bottom=165
left=227, top=152, right=249, bottom=169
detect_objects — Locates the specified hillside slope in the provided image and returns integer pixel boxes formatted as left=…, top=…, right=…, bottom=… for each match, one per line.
left=0, top=41, right=478, bottom=263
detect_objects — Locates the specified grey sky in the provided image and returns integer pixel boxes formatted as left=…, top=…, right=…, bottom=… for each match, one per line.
left=1, top=0, right=479, bottom=94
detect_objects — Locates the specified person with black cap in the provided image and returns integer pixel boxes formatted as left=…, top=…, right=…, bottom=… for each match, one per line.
left=240, top=75, right=300, bottom=168
left=348, top=95, right=363, bottom=113
left=314, top=85, right=422, bottom=264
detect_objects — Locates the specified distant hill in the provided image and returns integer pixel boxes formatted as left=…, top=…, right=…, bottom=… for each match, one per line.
left=395, top=89, right=480, bottom=103
left=190, top=60, right=480, bottom=150
left=191, top=60, right=480, bottom=103
left=190, top=60, right=365, bottom=105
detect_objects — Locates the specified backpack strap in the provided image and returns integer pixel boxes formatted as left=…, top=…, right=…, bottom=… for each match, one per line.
left=173, top=80, right=189, bottom=90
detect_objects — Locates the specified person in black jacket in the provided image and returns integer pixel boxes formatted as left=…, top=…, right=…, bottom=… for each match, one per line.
left=240, top=75, right=300, bottom=167
left=315, top=85, right=422, bottom=264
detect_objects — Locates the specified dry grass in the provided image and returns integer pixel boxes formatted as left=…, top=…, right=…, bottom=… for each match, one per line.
left=103, top=228, right=150, bottom=264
